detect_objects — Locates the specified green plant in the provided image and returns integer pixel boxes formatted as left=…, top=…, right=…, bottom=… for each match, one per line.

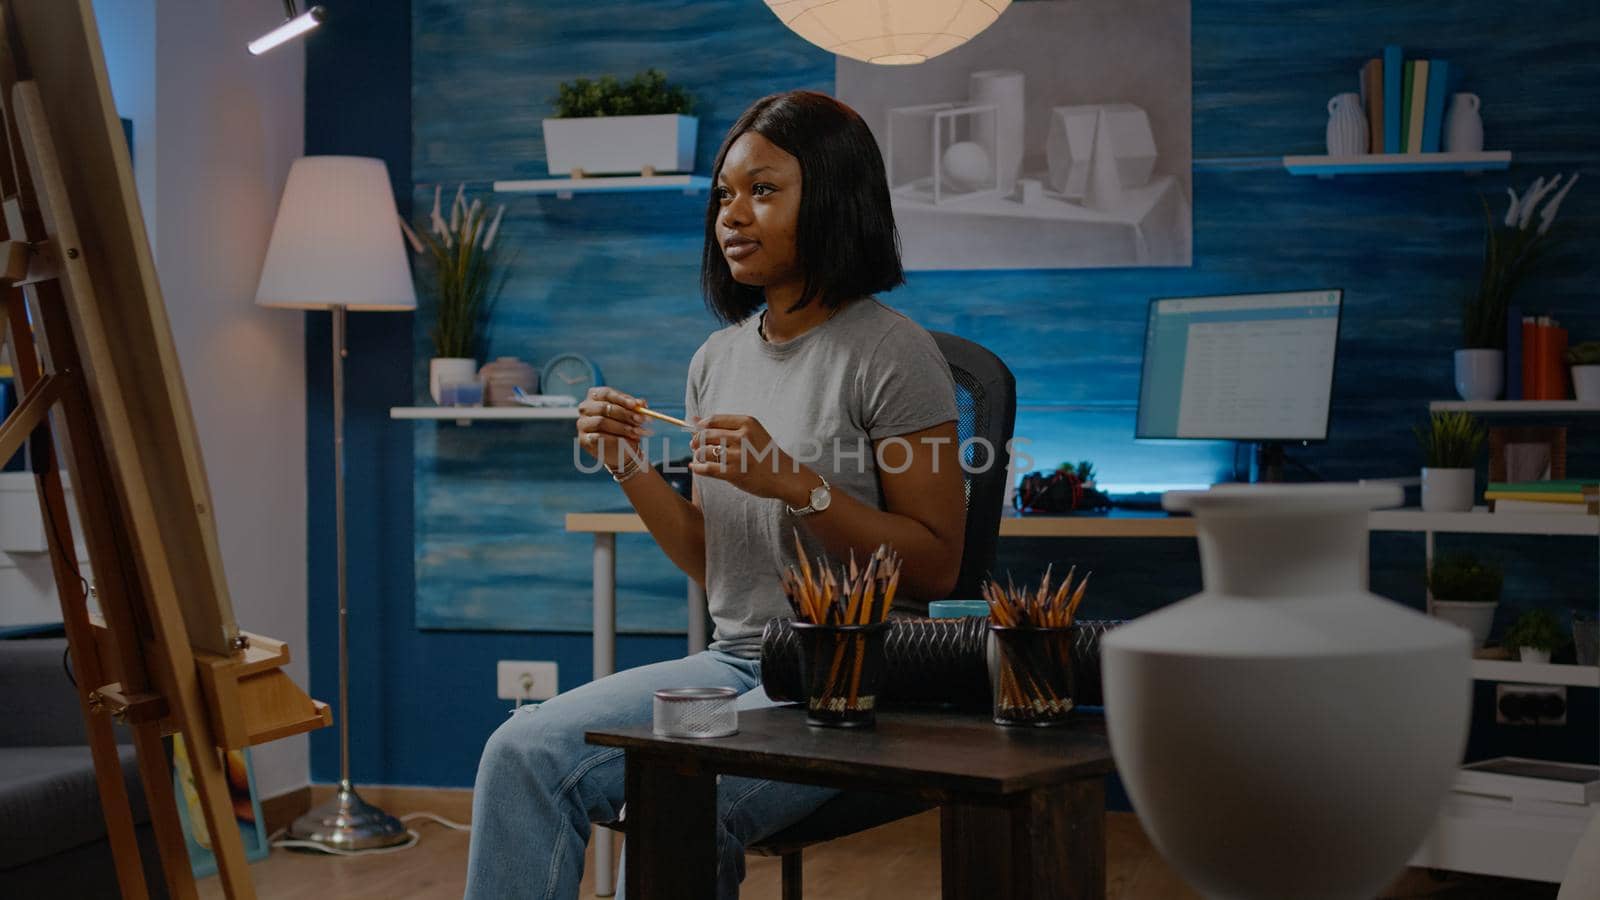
left=552, top=69, right=692, bottom=118
left=1055, top=460, right=1095, bottom=484
left=1427, top=553, right=1503, bottom=604
left=1414, top=411, right=1485, bottom=469
left=1462, top=173, right=1579, bottom=349
left=1567, top=341, right=1600, bottom=366
left=1502, top=608, right=1566, bottom=653
left=399, top=184, right=513, bottom=359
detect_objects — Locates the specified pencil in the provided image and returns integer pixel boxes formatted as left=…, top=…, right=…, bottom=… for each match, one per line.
left=635, top=405, right=694, bottom=430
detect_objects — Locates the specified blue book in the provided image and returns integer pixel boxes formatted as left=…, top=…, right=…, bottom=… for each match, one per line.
left=1421, top=60, right=1451, bottom=152
left=1383, top=45, right=1404, bottom=153
left=1506, top=304, right=1523, bottom=400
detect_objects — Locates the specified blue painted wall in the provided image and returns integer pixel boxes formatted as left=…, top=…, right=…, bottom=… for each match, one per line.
left=309, top=0, right=1600, bottom=786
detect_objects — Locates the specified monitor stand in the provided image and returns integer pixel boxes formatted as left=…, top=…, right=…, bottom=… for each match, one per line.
left=1249, top=441, right=1286, bottom=483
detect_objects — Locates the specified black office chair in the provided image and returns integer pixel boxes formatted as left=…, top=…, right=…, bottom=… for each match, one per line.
left=745, top=331, right=1017, bottom=899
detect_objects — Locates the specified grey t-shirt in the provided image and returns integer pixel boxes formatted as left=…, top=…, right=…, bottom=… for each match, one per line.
left=684, top=298, right=959, bottom=658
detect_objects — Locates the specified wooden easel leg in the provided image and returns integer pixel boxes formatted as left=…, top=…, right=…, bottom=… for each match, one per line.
left=1, top=289, right=154, bottom=900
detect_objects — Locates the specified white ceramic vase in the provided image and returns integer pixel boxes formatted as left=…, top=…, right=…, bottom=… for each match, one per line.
left=1102, top=484, right=1471, bottom=900
left=1429, top=600, right=1496, bottom=649
left=1453, top=348, right=1503, bottom=401
left=1443, top=93, right=1483, bottom=153
left=1572, top=366, right=1600, bottom=403
left=429, top=357, right=478, bottom=405
left=1326, top=93, right=1368, bottom=156
left=1421, top=467, right=1475, bottom=513
left=969, top=70, right=1024, bottom=194
left=1519, top=647, right=1552, bottom=665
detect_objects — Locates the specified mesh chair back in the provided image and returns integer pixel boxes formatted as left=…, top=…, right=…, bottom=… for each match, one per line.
left=929, top=331, right=1016, bottom=603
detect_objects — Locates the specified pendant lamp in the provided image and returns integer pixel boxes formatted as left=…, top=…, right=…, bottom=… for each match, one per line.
left=764, top=0, right=1011, bottom=66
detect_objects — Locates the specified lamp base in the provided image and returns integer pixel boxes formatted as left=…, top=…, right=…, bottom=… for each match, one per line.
left=286, top=784, right=409, bottom=851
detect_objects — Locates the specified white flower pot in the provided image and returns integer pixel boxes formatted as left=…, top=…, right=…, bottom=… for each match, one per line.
left=1430, top=600, right=1497, bottom=649
left=1102, top=484, right=1470, bottom=900
left=1453, top=348, right=1504, bottom=401
left=1519, top=647, right=1552, bottom=665
left=1572, top=366, right=1600, bottom=403
left=1421, top=467, right=1475, bottom=513
left=542, top=115, right=698, bottom=177
left=429, top=357, right=478, bottom=405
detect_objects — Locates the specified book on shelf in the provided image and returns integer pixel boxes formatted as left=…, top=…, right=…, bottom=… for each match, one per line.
left=1400, top=61, right=1417, bottom=152
left=1489, top=498, right=1593, bottom=515
left=1383, top=45, right=1404, bottom=153
left=1487, top=479, right=1596, bottom=494
left=1421, top=59, right=1451, bottom=152
left=1361, top=58, right=1384, bottom=153
left=1406, top=60, right=1429, bottom=153
left=1505, top=304, right=1523, bottom=400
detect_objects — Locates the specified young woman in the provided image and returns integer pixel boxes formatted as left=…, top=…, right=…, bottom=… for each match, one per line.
left=466, top=90, right=966, bottom=899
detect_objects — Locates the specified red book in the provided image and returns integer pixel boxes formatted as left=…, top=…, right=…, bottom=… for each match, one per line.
left=1522, top=318, right=1541, bottom=398
left=1550, top=326, right=1570, bottom=399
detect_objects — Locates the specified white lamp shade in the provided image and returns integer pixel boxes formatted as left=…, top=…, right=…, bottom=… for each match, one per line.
left=765, top=0, right=1010, bottom=65
left=255, top=156, right=417, bottom=311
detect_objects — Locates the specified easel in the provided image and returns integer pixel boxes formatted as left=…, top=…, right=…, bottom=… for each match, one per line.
left=0, top=2, right=330, bottom=898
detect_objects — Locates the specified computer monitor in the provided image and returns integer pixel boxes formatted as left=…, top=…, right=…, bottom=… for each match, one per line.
left=1136, top=289, right=1342, bottom=478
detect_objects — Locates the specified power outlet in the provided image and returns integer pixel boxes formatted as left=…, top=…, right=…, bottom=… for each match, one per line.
left=1496, top=683, right=1566, bottom=725
left=498, top=660, right=559, bottom=702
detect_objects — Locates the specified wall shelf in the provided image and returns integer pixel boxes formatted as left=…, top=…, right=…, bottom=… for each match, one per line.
left=1472, top=659, right=1600, bottom=688
left=1283, top=151, right=1512, bottom=177
left=492, top=174, right=710, bottom=198
left=1368, top=508, right=1598, bottom=536
left=1430, top=399, right=1600, bottom=414
left=390, top=406, right=579, bottom=421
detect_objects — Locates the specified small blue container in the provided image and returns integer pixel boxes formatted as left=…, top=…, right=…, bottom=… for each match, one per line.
left=928, top=599, right=990, bottom=619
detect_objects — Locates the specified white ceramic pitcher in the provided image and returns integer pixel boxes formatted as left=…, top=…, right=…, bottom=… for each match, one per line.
left=1444, top=93, right=1484, bottom=153
left=1326, top=93, right=1369, bottom=156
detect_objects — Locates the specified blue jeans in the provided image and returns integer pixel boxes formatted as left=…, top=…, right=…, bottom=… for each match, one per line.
left=465, top=650, right=839, bottom=900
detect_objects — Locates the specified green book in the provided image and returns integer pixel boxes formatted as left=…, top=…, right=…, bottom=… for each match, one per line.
left=1487, top=480, right=1599, bottom=493
left=1400, top=61, right=1415, bottom=152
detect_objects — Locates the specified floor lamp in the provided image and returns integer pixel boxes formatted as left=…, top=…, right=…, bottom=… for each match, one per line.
left=256, top=156, right=417, bottom=850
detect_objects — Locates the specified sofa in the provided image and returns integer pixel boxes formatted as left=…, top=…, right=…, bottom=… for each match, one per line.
left=0, top=637, right=168, bottom=898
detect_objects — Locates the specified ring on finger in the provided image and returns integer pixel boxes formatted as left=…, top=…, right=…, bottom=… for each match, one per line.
left=708, top=444, right=723, bottom=461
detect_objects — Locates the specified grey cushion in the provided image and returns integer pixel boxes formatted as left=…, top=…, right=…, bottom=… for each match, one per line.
left=0, top=744, right=150, bottom=870
left=0, top=638, right=100, bottom=747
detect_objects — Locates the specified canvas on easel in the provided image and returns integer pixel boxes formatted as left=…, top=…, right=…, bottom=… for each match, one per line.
left=0, top=2, right=329, bottom=898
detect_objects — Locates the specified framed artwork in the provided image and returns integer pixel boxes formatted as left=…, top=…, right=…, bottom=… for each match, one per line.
left=1489, top=426, right=1567, bottom=483
left=172, top=737, right=270, bottom=878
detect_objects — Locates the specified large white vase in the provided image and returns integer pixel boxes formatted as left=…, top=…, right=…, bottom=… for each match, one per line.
left=1102, top=484, right=1471, bottom=900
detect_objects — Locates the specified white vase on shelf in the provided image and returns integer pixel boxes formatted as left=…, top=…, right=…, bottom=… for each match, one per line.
left=429, top=357, right=478, bottom=405
left=1421, top=467, right=1475, bottom=513
left=1519, top=647, right=1552, bottom=665
left=1326, top=93, right=1368, bottom=156
left=1454, top=348, right=1503, bottom=401
left=1444, top=93, right=1484, bottom=153
left=1102, top=483, right=1471, bottom=900
left=1571, top=365, right=1600, bottom=403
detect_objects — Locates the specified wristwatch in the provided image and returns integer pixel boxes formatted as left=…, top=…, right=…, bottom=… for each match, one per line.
left=786, top=473, right=832, bottom=517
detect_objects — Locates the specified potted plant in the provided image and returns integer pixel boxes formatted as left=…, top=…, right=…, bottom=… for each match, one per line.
left=1502, top=608, right=1566, bottom=664
left=543, top=69, right=696, bottom=177
left=1456, top=172, right=1580, bottom=401
left=1567, top=341, right=1600, bottom=403
left=399, top=184, right=511, bottom=403
left=1427, top=552, right=1502, bottom=649
left=1414, top=411, right=1484, bottom=512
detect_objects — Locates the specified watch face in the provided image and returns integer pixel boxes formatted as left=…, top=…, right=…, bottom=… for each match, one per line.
left=810, top=484, right=831, bottom=511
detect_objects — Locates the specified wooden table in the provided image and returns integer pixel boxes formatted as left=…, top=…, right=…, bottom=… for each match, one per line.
left=587, top=706, right=1115, bottom=900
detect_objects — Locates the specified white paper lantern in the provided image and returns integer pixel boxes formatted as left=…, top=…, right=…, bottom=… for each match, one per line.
left=765, top=0, right=1012, bottom=65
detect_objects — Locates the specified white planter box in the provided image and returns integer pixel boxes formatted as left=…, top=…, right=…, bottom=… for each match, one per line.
left=542, top=114, right=697, bottom=177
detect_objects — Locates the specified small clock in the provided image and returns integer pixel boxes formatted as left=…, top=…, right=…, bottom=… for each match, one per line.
left=541, top=352, right=604, bottom=401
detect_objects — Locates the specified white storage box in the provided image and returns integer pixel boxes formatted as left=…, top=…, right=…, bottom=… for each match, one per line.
left=1456, top=757, right=1600, bottom=806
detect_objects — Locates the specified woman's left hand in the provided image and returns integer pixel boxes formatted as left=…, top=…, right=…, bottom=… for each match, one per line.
left=689, top=414, right=810, bottom=503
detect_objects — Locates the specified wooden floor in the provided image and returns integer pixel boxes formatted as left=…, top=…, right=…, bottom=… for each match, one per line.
left=198, top=787, right=1557, bottom=899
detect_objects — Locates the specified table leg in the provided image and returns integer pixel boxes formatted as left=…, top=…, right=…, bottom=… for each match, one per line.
left=593, top=533, right=617, bottom=896
left=687, top=578, right=707, bottom=655
left=941, top=778, right=1105, bottom=900
left=624, top=750, right=718, bottom=900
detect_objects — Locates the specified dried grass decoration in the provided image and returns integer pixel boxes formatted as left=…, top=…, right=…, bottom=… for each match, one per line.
left=780, top=534, right=900, bottom=727
left=984, top=565, right=1090, bottom=726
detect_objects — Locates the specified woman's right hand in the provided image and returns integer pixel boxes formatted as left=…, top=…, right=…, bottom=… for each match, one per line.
left=576, top=386, right=651, bottom=470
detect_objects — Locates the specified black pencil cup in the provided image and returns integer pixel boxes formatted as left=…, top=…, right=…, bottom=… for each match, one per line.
left=989, top=625, right=1077, bottom=726
left=792, top=621, right=890, bottom=728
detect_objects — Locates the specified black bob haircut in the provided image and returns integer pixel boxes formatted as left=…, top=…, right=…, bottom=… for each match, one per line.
left=700, top=90, right=904, bottom=325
